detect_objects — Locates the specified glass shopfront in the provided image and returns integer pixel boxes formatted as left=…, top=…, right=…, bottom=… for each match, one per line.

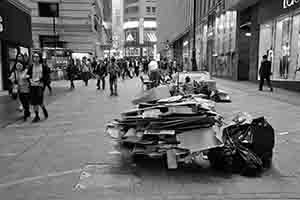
left=213, top=10, right=237, bottom=77
left=259, top=9, right=300, bottom=81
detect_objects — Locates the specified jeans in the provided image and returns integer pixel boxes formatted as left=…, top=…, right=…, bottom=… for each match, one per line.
left=97, top=77, right=106, bottom=90
left=70, top=79, right=75, bottom=89
left=109, top=76, right=118, bottom=95
left=259, top=76, right=273, bottom=90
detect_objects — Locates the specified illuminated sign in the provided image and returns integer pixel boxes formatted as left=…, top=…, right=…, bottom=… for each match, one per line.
left=0, top=16, right=3, bottom=33
left=283, top=0, right=300, bottom=9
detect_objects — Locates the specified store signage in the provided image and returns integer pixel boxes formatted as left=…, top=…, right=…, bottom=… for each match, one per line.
left=283, top=0, right=300, bottom=9
left=0, top=16, right=3, bottom=33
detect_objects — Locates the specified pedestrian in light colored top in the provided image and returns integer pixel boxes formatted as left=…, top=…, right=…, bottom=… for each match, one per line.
left=28, top=53, right=49, bottom=123
left=9, top=60, right=31, bottom=121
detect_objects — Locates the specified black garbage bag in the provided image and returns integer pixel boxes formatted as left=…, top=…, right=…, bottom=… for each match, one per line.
left=235, top=143, right=263, bottom=177
left=250, top=117, right=274, bottom=169
left=208, top=117, right=274, bottom=176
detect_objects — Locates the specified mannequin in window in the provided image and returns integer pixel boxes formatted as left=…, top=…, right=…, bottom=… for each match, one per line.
left=295, top=54, right=300, bottom=79
left=280, top=44, right=290, bottom=79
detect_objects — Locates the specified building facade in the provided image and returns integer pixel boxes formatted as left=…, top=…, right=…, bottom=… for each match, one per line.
left=93, top=0, right=112, bottom=59
left=123, top=0, right=157, bottom=58
left=21, top=0, right=107, bottom=65
left=111, top=0, right=123, bottom=58
left=158, top=0, right=300, bottom=90
left=0, top=0, right=32, bottom=91
left=157, top=0, right=237, bottom=73
left=227, top=0, right=300, bottom=90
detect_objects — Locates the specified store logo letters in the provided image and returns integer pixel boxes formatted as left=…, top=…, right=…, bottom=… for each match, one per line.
left=283, top=0, right=300, bottom=9
left=0, top=16, right=3, bottom=33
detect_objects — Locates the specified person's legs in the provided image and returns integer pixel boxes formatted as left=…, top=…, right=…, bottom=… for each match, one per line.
left=101, top=77, right=106, bottom=90
left=266, top=76, right=273, bottom=92
left=41, top=104, right=48, bottom=119
left=19, top=93, right=30, bottom=121
left=70, top=79, right=75, bottom=89
left=109, top=77, right=114, bottom=96
left=97, top=78, right=100, bottom=90
left=32, top=105, right=40, bottom=122
left=259, top=76, right=265, bottom=91
left=46, top=82, right=52, bottom=94
left=114, top=78, right=118, bottom=96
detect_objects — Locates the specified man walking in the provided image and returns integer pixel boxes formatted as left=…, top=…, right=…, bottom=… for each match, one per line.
left=108, top=57, right=120, bottom=96
left=95, top=60, right=107, bottom=90
left=259, top=55, right=273, bottom=92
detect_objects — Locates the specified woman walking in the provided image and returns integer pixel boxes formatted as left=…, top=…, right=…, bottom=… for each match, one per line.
left=28, top=53, right=49, bottom=123
left=9, top=56, right=31, bottom=121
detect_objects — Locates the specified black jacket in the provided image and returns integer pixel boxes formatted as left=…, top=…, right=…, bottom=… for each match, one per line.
left=94, top=63, right=107, bottom=76
left=27, top=64, right=50, bottom=85
left=259, top=60, right=272, bottom=77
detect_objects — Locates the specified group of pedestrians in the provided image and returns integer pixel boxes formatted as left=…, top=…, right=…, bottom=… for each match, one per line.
left=9, top=52, right=50, bottom=122
left=66, top=56, right=153, bottom=96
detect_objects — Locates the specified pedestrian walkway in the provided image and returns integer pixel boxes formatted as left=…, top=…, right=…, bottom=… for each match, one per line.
left=0, top=81, right=71, bottom=128
left=0, top=78, right=299, bottom=199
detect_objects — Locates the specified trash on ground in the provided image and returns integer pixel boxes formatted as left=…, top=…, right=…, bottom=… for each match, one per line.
left=107, top=87, right=274, bottom=177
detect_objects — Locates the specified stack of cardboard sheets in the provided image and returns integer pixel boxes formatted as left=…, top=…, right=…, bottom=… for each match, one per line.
left=106, top=94, right=224, bottom=169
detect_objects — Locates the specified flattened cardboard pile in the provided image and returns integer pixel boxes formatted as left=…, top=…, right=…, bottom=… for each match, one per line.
left=106, top=95, right=224, bottom=169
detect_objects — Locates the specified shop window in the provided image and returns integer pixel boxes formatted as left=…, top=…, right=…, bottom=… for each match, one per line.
left=125, top=6, right=139, bottom=14
left=38, top=2, right=59, bottom=17
left=152, top=7, right=156, bottom=15
left=258, top=22, right=274, bottom=80
left=274, top=16, right=292, bottom=80
left=146, top=6, right=151, bottom=15
left=291, top=13, right=300, bottom=80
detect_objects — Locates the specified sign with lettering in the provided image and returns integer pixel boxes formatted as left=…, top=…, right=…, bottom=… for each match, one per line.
left=283, top=0, right=300, bottom=9
left=0, top=16, right=3, bottom=33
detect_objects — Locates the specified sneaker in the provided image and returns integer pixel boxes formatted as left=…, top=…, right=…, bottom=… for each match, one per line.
left=32, top=116, right=41, bottom=123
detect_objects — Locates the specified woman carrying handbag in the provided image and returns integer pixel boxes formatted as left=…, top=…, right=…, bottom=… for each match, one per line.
left=9, top=56, right=31, bottom=121
left=28, top=53, right=49, bottom=123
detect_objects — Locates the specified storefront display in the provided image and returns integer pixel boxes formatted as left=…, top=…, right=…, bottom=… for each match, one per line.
left=258, top=10, right=300, bottom=81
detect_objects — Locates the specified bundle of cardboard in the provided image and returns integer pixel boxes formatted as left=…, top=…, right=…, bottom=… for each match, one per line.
left=106, top=94, right=224, bottom=169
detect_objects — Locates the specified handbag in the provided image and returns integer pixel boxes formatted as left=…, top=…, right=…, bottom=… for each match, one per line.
left=11, top=72, right=19, bottom=100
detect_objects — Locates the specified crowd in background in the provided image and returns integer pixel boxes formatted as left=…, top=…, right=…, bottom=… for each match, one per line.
left=7, top=52, right=183, bottom=123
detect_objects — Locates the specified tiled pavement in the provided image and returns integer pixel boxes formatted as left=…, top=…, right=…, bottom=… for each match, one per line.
left=0, top=78, right=300, bottom=199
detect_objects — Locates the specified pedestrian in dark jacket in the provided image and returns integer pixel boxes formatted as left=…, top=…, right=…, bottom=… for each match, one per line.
left=108, top=57, right=120, bottom=96
left=95, top=60, right=107, bottom=90
left=67, top=59, right=76, bottom=89
left=42, top=60, right=52, bottom=95
left=28, top=53, right=49, bottom=123
left=259, top=55, right=273, bottom=92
